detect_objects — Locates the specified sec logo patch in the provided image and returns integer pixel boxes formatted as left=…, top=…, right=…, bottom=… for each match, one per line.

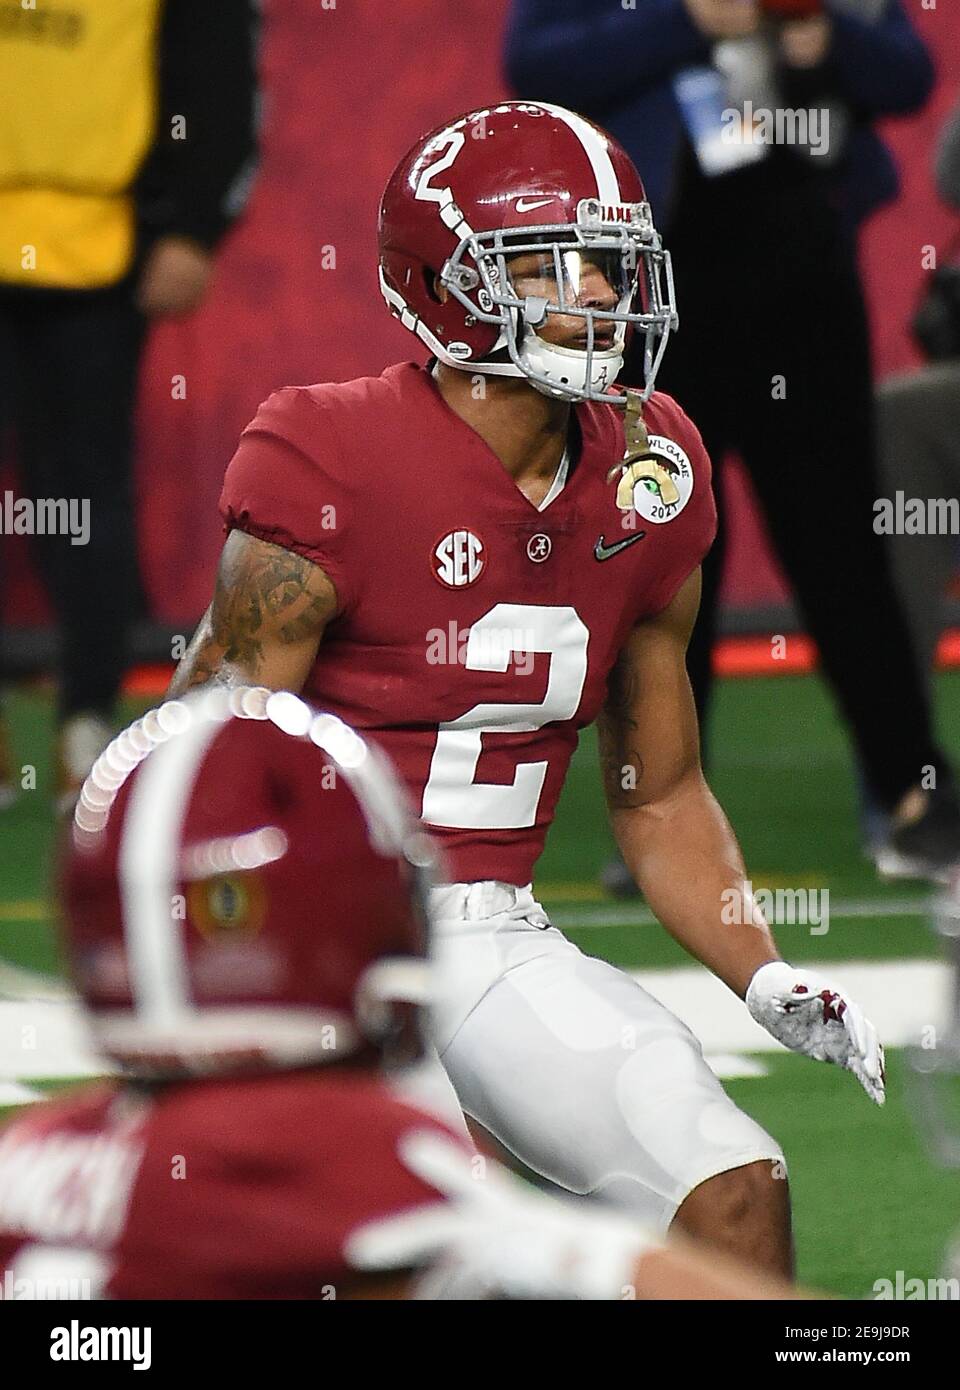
left=433, top=529, right=485, bottom=588
left=616, top=434, right=693, bottom=524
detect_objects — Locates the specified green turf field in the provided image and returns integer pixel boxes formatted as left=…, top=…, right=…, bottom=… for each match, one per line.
left=1, top=671, right=959, bottom=1297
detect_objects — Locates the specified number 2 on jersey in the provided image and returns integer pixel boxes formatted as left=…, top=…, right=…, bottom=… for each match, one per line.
left=421, top=603, right=588, bottom=830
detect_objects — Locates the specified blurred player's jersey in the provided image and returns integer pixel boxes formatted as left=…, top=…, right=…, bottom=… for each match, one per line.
left=0, top=1073, right=464, bottom=1299
left=220, top=363, right=715, bottom=883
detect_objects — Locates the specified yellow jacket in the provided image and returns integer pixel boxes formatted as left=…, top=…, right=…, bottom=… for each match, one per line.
left=0, top=0, right=162, bottom=288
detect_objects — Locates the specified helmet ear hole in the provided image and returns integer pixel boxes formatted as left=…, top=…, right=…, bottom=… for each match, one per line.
left=423, top=268, right=444, bottom=304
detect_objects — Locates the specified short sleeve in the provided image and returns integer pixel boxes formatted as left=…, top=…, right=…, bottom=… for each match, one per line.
left=638, top=396, right=718, bottom=620
left=111, top=1078, right=463, bottom=1297
left=219, top=386, right=358, bottom=614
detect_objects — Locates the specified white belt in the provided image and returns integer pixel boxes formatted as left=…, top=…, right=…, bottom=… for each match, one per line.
left=429, top=881, right=551, bottom=928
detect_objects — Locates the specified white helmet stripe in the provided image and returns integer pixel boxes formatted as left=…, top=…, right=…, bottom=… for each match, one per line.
left=118, top=705, right=225, bottom=1025
left=534, top=102, right=622, bottom=205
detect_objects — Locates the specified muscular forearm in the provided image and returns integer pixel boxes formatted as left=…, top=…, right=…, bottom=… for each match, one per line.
left=611, top=771, right=780, bottom=998
left=166, top=604, right=256, bottom=697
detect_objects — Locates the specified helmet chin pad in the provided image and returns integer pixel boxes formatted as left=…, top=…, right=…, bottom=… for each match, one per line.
left=517, top=328, right=625, bottom=401
left=443, top=323, right=625, bottom=403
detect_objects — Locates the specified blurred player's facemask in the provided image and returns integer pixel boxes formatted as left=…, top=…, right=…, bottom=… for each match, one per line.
left=437, top=203, right=677, bottom=404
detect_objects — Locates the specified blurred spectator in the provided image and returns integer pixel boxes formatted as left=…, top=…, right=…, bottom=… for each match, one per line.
left=506, top=0, right=960, bottom=885
left=0, top=0, right=259, bottom=811
left=876, top=101, right=960, bottom=692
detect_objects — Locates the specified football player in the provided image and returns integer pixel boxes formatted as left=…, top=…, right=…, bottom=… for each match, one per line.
left=168, top=103, right=884, bottom=1275
left=0, top=689, right=805, bottom=1301
left=0, top=688, right=458, bottom=1298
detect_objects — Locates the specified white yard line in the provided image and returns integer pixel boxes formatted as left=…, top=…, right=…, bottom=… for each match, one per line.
left=0, top=1082, right=45, bottom=1106
left=549, top=895, right=932, bottom=930
left=0, top=961, right=75, bottom=1002
left=630, top=958, right=951, bottom=1056
left=0, top=999, right=115, bottom=1084
left=0, top=959, right=948, bottom=1099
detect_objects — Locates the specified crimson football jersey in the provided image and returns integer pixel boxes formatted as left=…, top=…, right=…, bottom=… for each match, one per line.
left=220, top=362, right=716, bottom=884
left=0, top=1073, right=464, bottom=1299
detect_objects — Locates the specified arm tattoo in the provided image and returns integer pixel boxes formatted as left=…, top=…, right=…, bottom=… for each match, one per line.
left=167, top=536, right=334, bottom=697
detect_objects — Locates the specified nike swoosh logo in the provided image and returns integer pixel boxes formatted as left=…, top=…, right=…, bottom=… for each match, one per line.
left=515, top=197, right=553, bottom=214
left=594, top=531, right=646, bottom=561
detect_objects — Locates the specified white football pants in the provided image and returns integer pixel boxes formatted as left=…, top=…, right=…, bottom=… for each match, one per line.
left=427, top=881, right=783, bottom=1233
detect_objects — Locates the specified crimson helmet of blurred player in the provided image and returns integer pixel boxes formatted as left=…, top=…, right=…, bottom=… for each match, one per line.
left=60, top=687, right=438, bottom=1078
left=378, top=100, right=677, bottom=405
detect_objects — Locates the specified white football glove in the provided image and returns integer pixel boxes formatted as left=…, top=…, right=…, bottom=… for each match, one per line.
left=746, top=961, right=885, bottom=1105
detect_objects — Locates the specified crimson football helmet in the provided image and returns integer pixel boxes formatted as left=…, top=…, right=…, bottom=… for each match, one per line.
left=378, top=101, right=677, bottom=404
left=61, top=687, right=438, bottom=1077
